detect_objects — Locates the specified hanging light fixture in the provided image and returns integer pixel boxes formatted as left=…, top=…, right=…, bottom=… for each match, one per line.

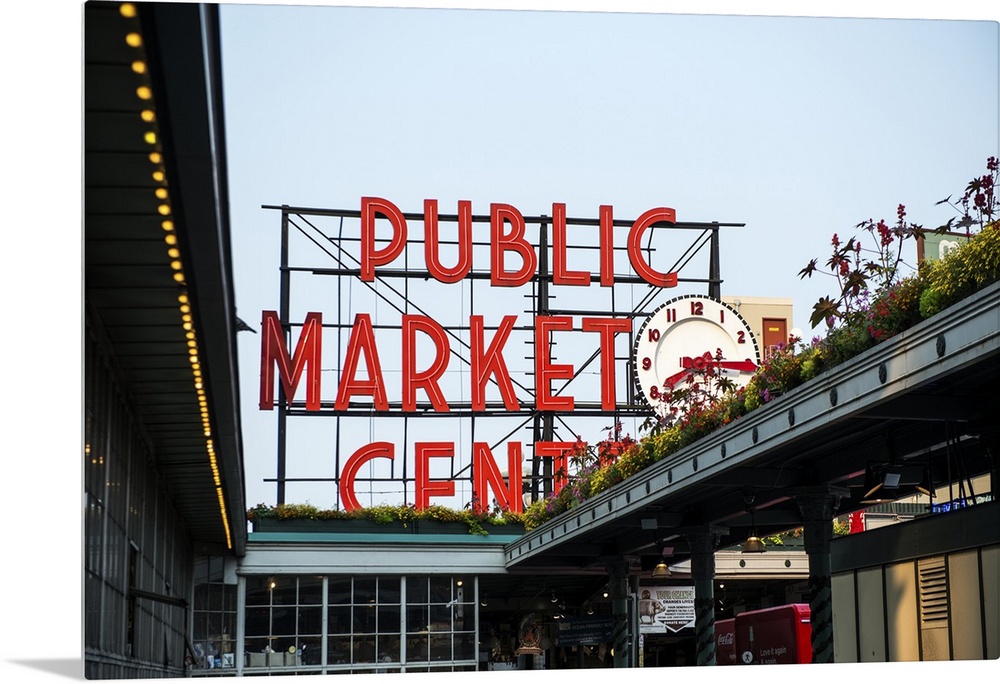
left=741, top=488, right=766, bottom=553
left=652, top=559, right=671, bottom=578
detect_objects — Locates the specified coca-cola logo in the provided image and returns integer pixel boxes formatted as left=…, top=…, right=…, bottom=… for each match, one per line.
left=718, top=632, right=735, bottom=645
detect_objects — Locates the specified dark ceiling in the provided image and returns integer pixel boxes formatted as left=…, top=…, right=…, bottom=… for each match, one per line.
left=84, top=1, right=247, bottom=555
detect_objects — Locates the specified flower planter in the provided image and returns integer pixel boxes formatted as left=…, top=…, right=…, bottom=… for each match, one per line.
left=250, top=517, right=525, bottom=536
left=251, top=518, right=412, bottom=534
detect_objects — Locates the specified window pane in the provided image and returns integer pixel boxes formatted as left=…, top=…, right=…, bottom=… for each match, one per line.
left=244, top=607, right=270, bottom=638
left=354, top=577, right=376, bottom=603
left=407, top=635, right=428, bottom=662
left=299, top=636, right=322, bottom=665
left=406, top=576, right=428, bottom=603
left=376, top=634, right=400, bottom=661
left=271, top=606, right=296, bottom=636
left=406, top=605, right=429, bottom=633
left=429, top=577, right=451, bottom=603
left=299, top=576, right=323, bottom=605
left=354, top=636, right=376, bottom=663
left=328, top=636, right=351, bottom=664
left=455, top=633, right=475, bottom=660
left=245, top=577, right=272, bottom=606
left=298, top=606, right=322, bottom=635
left=429, top=633, right=452, bottom=661
left=328, top=605, right=352, bottom=635
left=329, top=578, right=352, bottom=605
left=377, top=577, right=400, bottom=603
left=377, top=604, right=400, bottom=633
left=271, top=579, right=297, bottom=606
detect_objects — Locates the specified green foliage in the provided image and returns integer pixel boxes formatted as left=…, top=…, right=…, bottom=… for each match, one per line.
left=919, top=227, right=1000, bottom=317
left=247, top=502, right=527, bottom=536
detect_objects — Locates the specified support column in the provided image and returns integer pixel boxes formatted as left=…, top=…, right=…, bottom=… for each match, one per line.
left=605, top=558, right=633, bottom=668
left=684, top=526, right=726, bottom=666
left=793, top=486, right=848, bottom=665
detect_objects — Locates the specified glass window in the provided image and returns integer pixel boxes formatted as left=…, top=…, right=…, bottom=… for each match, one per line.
left=246, top=574, right=478, bottom=674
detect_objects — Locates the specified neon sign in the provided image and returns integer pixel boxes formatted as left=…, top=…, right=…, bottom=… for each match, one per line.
left=259, top=198, right=733, bottom=512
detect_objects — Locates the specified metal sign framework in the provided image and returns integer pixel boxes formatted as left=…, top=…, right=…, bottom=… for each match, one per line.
left=262, top=202, right=743, bottom=506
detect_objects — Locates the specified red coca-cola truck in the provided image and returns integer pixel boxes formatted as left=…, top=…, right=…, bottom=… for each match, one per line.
left=728, top=603, right=812, bottom=665
left=715, top=618, right=737, bottom=665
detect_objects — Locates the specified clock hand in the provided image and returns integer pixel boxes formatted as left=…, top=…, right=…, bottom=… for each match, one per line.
left=715, top=359, right=758, bottom=372
left=662, top=369, right=692, bottom=388
left=681, top=355, right=758, bottom=373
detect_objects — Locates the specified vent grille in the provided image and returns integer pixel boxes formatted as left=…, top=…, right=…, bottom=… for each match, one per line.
left=918, top=556, right=949, bottom=626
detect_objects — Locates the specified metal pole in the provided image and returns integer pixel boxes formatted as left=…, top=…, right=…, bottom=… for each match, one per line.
left=794, top=487, right=847, bottom=664
left=686, top=529, right=722, bottom=666
left=606, top=559, right=632, bottom=668
left=277, top=206, right=290, bottom=504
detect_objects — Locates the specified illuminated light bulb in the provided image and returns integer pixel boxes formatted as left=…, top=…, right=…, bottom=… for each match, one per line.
left=169, top=249, right=181, bottom=259
left=164, top=234, right=176, bottom=245
left=152, top=170, right=164, bottom=182
left=158, top=204, right=171, bottom=216
left=144, top=131, right=157, bottom=145
left=177, top=293, right=188, bottom=304
left=179, top=303, right=190, bottom=313
left=170, top=260, right=182, bottom=271
left=131, top=60, right=146, bottom=74
left=136, top=85, right=152, bottom=100
left=191, top=363, right=200, bottom=371
left=161, top=220, right=175, bottom=232
left=142, top=110, right=156, bottom=123
left=126, top=33, right=142, bottom=48
left=120, top=3, right=137, bottom=18
left=149, top=152, right=162, bottom=164
left=155, top=187, right=168, bottom=200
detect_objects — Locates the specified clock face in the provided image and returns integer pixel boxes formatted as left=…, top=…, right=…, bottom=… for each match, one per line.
left=633, top=294, right=761, bottom=415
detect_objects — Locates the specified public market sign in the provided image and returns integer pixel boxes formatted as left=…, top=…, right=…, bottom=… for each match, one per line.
left=258, top=197, right=688, bottom=512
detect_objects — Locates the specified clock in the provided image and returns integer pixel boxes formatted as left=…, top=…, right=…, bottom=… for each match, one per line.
left=633, top=294, right=761, bottom=415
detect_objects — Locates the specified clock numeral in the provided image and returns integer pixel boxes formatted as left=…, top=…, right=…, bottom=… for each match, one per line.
left=690, top=301, right=704, bottom=316
left=648, top=328, right=661, bottom=342
left=719, top=309, right=725, bottom=323
left=641, top=357, right=652, bottom=371
left=737, top=331, right=746, bottom=344
left=664, top=308, right=677, bottom=323
left=648, top=385, right=660, bottom=400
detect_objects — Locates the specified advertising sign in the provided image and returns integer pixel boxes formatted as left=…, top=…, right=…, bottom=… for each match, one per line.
left=556, top=617, right=614, bottom=647
left=258, top=199, right=737, bottom=507
left=637, top=586, right=695, bottom=634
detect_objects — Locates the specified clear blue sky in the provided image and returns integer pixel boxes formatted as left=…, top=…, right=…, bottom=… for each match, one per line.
left=217, top=1, right=999, bottom=513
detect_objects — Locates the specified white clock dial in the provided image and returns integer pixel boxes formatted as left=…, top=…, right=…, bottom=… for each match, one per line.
left=633, top=294, right=761, bottom=415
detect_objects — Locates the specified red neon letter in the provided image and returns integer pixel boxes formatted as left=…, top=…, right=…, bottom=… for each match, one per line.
left=402, top=315, right=451, bottom=412
left=259, top=310, right=323, bottom=411
left=473, top=442, right=524, bottom=513
left=582, top=317, right=631, bottom=410
left=361, top=196, right=407, bottom=281
left=600, top=205, right=615, bottom=286
left=334, top=313, right=388, bottom=411
left=535, top=316, right=575, bottom=411
left=470, top=315, right=521, bottom=411
left=628, top=207, right=678, bottom=287
left=490, top=203, right=537, bottom=286
left=552, top=203, right=590, bottom=286
left=424, top=199, right=473, bottom=283
left=534, top=441, right=577, bottom=496
left=339, top=442, right=394, bottom=511
left=415, top=442, right=456, bottom=509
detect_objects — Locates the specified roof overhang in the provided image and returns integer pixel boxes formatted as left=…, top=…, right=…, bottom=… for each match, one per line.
left=505, top=281, right=1000, bottom=573
left=85, top=1, right=246, bottom=555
